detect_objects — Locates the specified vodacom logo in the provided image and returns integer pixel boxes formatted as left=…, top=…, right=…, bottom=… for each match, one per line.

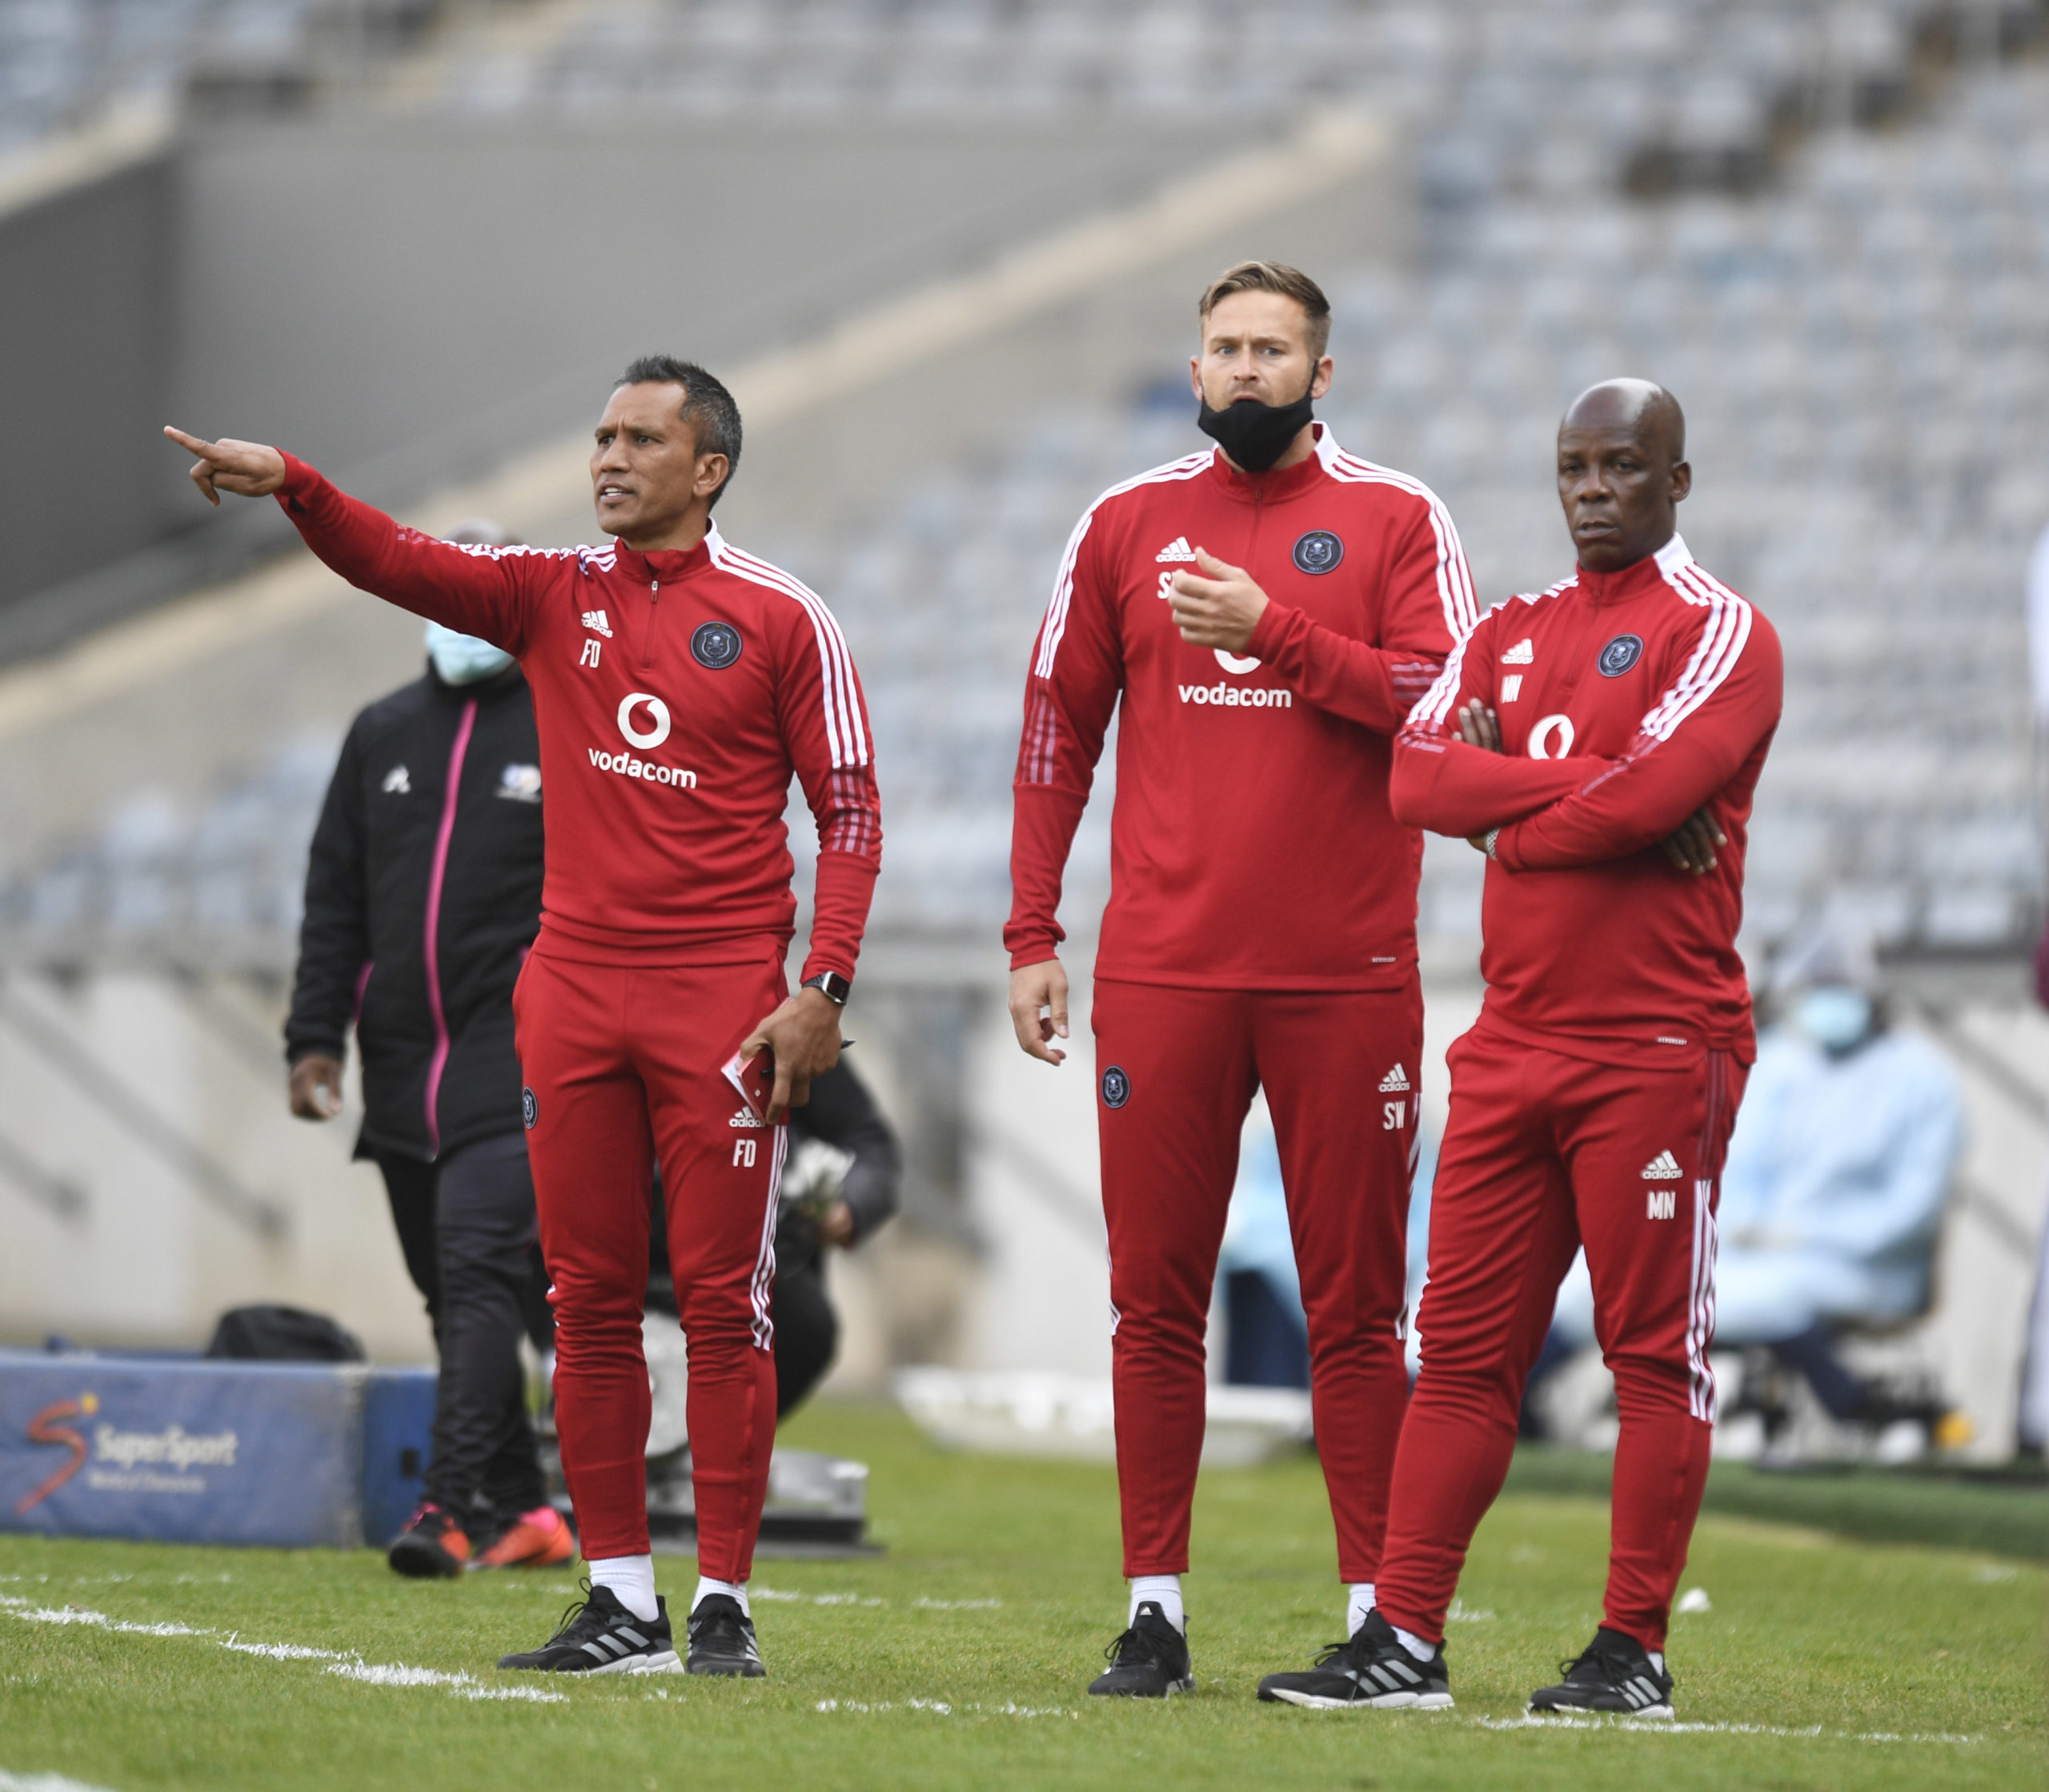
left=1213, top=650, right=1261, bottom=674
left=1528, top=713, right=1575, bottom=759
left=617, top=692, right=672, bottom=749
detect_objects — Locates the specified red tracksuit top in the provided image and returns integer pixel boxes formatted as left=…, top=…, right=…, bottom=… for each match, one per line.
left=1006, top=426, right=1478, bottom=988
left=1391, top=534, right=1782, bottom=1067
left=273, top=455, right=880, bottom=981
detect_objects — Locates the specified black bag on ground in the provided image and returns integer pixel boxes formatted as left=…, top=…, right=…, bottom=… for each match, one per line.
left=205, top=1305, right=367, bottom=1363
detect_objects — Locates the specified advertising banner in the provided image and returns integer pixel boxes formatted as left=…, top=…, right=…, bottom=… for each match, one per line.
left=0, top=1352, right=394, bottom=1549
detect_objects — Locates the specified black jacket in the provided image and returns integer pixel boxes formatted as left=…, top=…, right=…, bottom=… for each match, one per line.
left=789, top=1062, right=903, bottom=1245
left=286, top=664, right=543, bottom=1162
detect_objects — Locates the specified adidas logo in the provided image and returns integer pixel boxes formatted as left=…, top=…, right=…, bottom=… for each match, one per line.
left=1155, top=537, right=1197, bottom=563
left=582, top=609, right=612, bottom=638
left=728, top=1107, right=761, bottom=1129
left=1501, top=638, right=1534, bottom=664
left=1641, top=1151, right=1682, bottom=1180
left=1378, top=1064, right=1410, bottom=1092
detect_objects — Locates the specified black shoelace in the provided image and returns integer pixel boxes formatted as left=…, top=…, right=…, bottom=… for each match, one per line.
left=1104, top=1624, right=1169, bottom=1667
left=542, top=1578, right=599, bottom=1646
left=1559, top=1639, right=1639, bottom=1685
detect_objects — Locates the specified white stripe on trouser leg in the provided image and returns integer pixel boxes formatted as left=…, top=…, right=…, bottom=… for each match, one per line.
left=1685, top=1177, right=1718, bottom=1421
left=748, top=1127, right=787, bottom=1351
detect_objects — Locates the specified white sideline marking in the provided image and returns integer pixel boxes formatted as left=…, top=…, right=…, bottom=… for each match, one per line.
left=0, top=1770, right=123, bottom=1792
left=1478, top=1716, right=1979, bottom=1745
left=1, top=1594, right=564, bottom=1706
left=816, top=1698, right=1077, bottom=1719
left=752, top=1586, right=890, bottom=1607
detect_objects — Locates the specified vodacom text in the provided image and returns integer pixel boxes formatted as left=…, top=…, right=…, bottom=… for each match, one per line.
left=590, top=692, right=701, bottom=791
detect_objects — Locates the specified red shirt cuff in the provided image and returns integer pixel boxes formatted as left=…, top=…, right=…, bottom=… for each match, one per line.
left=1245, top=599, right=1297, bottom=665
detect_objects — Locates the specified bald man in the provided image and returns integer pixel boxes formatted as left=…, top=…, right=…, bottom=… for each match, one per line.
left=1257, top=382, right=1781, bottom=1718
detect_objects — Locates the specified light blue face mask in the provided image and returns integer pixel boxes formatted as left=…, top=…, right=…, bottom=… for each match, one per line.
left=1794, top=986, right=1873, bottom=1053
left=425, top=621, right=515, bottom=686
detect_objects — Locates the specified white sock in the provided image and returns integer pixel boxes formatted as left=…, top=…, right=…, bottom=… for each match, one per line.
left=1392, top=1624, right=1437, bottom=1663
left=587, top=1553, right=659, bottom=1623
left=1346, top=1583, right=1376, bottom=1636
left=1648, top=1649, right=1665, bottom=1674
left=693, top=1575, right=750, bottom=1618
left=1129, top=1574, right=1184, bottom=1633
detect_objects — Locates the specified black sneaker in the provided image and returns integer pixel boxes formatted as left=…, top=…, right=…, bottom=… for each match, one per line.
left=497, top=1582, right=680, bottom=1675
left=686, top=1594, right=766, bottom=1678
left=387, top=1502, right=472, bottom=1579
left=1088, top=1601, right=1194, bottom=1698
left=1528, top=1627, right=1674, bottom=1718
left=1257, top=1611, right=1453, bottom=1710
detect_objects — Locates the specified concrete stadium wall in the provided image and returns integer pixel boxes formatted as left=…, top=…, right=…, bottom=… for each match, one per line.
left=0, top=149, right=181, bottom=615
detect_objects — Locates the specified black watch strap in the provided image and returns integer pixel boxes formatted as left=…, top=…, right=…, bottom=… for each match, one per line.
left=802, top=971, right=852, bottom=1006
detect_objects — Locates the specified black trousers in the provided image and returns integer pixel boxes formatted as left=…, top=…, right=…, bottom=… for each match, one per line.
left=378, top=1133, right=553, bottom=1523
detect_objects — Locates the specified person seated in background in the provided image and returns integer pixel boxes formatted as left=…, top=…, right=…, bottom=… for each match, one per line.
left=1539, top=922, right=1963, bottom=1445
left=1713, top=924, right=1963, bottom=1429
left=648, top=1058, right=902, bottom=1417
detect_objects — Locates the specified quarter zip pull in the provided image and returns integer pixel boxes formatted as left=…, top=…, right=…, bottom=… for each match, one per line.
left=641, top=576, right=660, bottom=669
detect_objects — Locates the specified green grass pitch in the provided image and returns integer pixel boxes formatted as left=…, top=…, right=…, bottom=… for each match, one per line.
left=2, top=1403, right=2041, bottom=1791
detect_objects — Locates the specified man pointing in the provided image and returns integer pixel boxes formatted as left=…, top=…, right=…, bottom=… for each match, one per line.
left=166, top=357, right=881, bottom=1679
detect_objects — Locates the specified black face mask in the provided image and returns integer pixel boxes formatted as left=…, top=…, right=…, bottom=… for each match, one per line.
left=1197, top=389, right=1316, bottom=472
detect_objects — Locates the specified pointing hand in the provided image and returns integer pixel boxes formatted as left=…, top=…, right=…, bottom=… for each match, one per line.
left=162, top=426, right=287, bottom=507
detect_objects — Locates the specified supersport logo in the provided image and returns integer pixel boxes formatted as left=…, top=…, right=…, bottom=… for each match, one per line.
left=14, top=1391, right=96, bottom=1515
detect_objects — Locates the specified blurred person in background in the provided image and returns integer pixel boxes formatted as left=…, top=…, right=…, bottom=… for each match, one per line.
left=1542, top=924, right=1963, bottom=1452
left=648, top=1059, right=901, bottom=1418
left=170, top=353, right=882, bottom=1682
left=287, top=522, right=569, bottom=1579
left=1006, top=261, right=1474, bottom=1698
left=1692, top=926, right=1960, bottom=1440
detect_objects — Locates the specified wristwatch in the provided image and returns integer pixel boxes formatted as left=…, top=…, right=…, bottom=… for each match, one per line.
left=801, top=971, right=852, bottom=1006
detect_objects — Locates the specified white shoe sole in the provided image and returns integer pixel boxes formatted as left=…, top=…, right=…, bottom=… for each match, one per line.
left=1265, top=1689, right=1454, bottom=1710
left=1528, top=1702, right=1673, bottom=1720
left=571, top=1650, right=681, bottom=1676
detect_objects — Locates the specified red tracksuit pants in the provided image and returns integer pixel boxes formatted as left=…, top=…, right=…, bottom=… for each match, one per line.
left=1091, top=978, right=1420, bottom=1585
left=513, top=948, right=784, bottom=1581
left=1374, top=1023, right=1744, bottom=1652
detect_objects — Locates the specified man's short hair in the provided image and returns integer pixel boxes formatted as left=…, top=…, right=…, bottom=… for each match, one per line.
left=615, top=355, right=743, bottom=510
left=1198, top=261, right=1331, bottom=360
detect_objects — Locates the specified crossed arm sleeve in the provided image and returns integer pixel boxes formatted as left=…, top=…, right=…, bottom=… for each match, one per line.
left=1389, top=621, right=1607, bottom=836
left=1496, top=605, right=1782, bottom=872
left=776, top=608, right=883, bottom=984
left=1245, top=501, right=1466, bottom=732
left=1004, top=516, right=1124, bottom=969
left=275, top=453, right=536, bottom=653
left=285, top=716, right=371, bottom=1066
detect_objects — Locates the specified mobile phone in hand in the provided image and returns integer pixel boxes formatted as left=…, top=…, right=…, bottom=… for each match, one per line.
left=723, top=1047, right=776, bottom=1126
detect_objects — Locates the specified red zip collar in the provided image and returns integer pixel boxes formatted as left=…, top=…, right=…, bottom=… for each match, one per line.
left=607, top=533, right=716, bottom=583
left=1201, top=428, right=1331, bottom=506
left=1572, top=534, right=1690, bottom=607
